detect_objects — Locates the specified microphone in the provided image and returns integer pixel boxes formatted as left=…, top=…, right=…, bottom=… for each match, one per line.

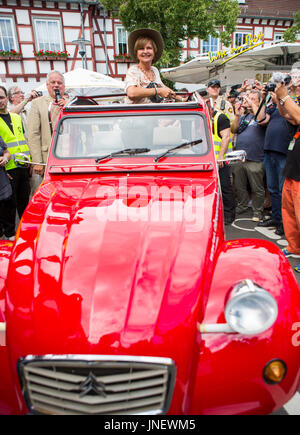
left=54, top=88, right=60, bottom=102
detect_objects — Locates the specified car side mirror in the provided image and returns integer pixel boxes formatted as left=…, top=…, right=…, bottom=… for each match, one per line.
left=219, top=150, right=246, bottom=164
left=14, top=153, right=31, bottom=168
left=14, top=153, right=46, bottom=167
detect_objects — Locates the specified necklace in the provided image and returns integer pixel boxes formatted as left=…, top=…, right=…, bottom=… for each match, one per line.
left=138, top=65, right=155, bottom=82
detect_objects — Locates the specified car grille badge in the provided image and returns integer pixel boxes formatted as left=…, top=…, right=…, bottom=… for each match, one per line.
left=79, top=372, right=107, bottom=398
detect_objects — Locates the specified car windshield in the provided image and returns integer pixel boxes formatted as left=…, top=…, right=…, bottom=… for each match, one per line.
left=54, top=113, right=209, bottom=160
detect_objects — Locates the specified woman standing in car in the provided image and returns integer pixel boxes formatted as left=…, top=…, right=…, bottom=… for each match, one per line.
left=125, top=28, right=177, bottom=104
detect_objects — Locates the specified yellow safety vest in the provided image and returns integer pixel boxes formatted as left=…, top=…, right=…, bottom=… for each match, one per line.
left=211, top=112, right=232, bottom=159
left=0, top=112, right=31, bottom=170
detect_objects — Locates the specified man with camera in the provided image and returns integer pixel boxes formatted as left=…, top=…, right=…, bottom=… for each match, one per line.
left=255, top=73, right=296, bottom=236
left=27, top=70, right=68, bottom=179
left=231, top=89, right=267, bottom=222
left=8, top=87, right=40, bottom=138
left=274, top=81, right=300, bottom=272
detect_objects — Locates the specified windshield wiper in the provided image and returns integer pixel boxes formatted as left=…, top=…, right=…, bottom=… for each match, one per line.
left=154, top=139, right=203, bottom=163
left=96, top=148, right=151, bottom=163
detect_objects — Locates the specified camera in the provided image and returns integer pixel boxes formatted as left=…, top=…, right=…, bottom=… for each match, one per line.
left=228, top=90, right=239, bottom=99
left=264, top=83, right=277, bottom=92
left=228, top=84, right=242, bottom=99
left=198, top=90, right=208, bottom=97
left=146, top=82, right=163, bottom=103
left=36, top=91, right=43, bottom=97
left=265, top=72, right=292, bottom=92
left=271, top=72, right=291, bottom=86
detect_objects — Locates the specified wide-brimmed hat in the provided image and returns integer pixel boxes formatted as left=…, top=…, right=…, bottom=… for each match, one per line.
left=128, top=28, right=164, bottom=64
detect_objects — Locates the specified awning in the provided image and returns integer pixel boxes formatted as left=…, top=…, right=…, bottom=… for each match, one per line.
left=36, top=67, right=125, bottom=96
left=161, top=42, right=300, bottom=84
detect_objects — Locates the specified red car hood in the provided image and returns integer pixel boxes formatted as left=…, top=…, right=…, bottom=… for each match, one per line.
left=7, top=173, right=219, bottom=364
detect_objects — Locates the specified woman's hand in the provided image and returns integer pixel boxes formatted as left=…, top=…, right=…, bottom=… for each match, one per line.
left=157, top=86, right=176, bottom=99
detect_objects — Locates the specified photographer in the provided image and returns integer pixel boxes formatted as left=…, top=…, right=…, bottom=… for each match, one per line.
left=275, top=81, right=300, bottom=272
left=8, top=87, right=40, bottom=115
left=231, top=89, right=267, bottom=222
left=256, top=73, right=296, bottom=236
left=8, top=87, right=40, bottom=139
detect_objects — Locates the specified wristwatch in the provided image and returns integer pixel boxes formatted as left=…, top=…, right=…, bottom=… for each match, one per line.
left=279, top=95, right=290, bottom=106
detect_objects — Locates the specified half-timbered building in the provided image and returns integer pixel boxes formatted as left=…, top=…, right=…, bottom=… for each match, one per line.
left=0, top=0, right=299, bottom=92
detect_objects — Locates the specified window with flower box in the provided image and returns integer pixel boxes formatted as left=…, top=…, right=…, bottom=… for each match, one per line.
left=115, top=25, right=131, bottom=61
left=33, top=17, right=64, bottom=58
left=0, top=16, right=20, bottom=57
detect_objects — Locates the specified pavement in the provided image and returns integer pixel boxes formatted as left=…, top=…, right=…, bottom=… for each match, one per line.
left=225, top=208, right=300, bottom=415
left=225, top=209, right=300, bottom=287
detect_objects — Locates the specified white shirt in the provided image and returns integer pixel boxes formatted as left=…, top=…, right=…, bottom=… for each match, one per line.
left=124, top=64, right=165, bottom=104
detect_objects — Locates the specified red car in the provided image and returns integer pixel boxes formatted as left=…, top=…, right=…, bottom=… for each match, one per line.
left=0, top=93, right=300, bottom=415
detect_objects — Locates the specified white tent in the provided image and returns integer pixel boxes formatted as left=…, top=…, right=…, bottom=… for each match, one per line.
left=161, top=42, right=300, bottom=85
left=36, top=67, right=125, bottom=96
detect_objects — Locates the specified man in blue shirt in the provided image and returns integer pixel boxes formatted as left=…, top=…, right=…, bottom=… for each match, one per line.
left=232, top=90, right=266, bottom=222
left=257, top=96, right=296, bottom=235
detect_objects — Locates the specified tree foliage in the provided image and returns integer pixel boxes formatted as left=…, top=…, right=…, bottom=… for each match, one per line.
left=100, top=0, right=241, bottom=68
left=283, top=10, right=300, bottom=43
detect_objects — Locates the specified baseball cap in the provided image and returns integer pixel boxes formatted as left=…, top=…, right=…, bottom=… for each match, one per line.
left=207, top=79, right=221, bottom=88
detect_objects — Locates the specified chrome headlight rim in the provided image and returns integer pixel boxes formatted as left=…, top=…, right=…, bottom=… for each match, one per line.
left=224, top=279, right=278, bottom=335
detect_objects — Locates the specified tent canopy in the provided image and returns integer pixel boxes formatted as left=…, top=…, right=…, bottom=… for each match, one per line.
left=37, top=67, right=125, bottom=96
left=161, top=42, right=300, bottom=84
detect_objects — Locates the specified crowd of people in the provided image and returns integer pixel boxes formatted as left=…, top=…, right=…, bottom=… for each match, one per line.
left=0, top=27, right=300, bottom=273
left=204, top=72, right=300, bottom=264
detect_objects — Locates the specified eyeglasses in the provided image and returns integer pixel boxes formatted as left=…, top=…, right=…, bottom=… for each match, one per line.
left=13, top=91, right=24, bottom=95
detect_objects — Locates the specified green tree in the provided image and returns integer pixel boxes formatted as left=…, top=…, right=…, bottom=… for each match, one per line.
left=283, top=10, right=300, bottom=43
left=100, top=0, right=241, bottom=68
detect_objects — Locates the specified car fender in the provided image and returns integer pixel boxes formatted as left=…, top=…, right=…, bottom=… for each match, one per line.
left=190, top=239, right=300, bottom=415
left=0, top=241, right=21, bottom=415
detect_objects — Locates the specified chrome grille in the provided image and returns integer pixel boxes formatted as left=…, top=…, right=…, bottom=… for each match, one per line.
left=18, top=355, right=176, bottom=415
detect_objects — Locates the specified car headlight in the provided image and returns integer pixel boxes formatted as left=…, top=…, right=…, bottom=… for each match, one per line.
left=224, top=279, right=278, bottom=335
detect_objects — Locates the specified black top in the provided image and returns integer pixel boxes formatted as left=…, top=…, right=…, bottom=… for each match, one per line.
left=0, top=113, right=14, bottom=133
left=283, top=127, right=300, bottom=181
left=217, top=113, right=230, bottom=137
